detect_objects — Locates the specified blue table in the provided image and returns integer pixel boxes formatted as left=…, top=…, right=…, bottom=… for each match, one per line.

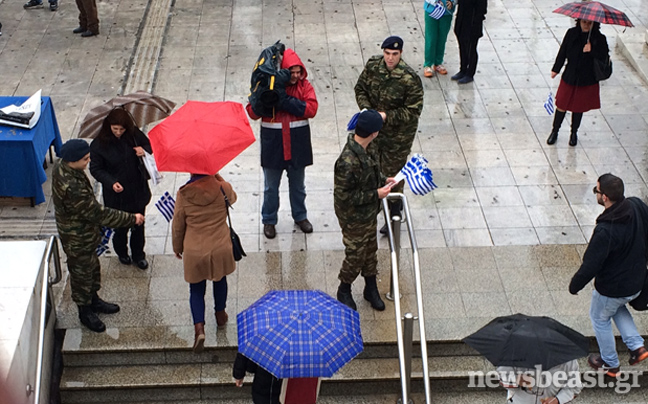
left=0, top=96, right=63, bottom=205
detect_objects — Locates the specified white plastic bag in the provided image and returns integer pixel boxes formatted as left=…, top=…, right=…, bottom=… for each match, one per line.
left=142, top=150, right=163, bottom=185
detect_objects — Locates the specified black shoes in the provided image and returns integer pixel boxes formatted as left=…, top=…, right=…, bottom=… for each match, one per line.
left=451, top=71, right=465, bottom=81
left=264, top=224, right=276, bottom=239
left=136, top=258, right=149, bottom=270
left=49, top=1, right=57, bottom=11
left=91, top=294, right=120, bottom=314
left=23, top=0, right=43, bottom=8
left=629, top=346, right=648, bottom=366
left=379, top=223, right=388, bottom=235
left=118, top=255, right=132, bottom=265
left=546, top=131, right=558, bottom=145
left=363, top=276, right=385, bottom=311
left=337, top=282, right=357, bottom=311
left=295, top=219, right=313, bottom=234
left=72, top=26, right=86, bottom=34
left=78, top=305, right=106, bottom=333
left=458, top=75, right=474, bottom=84
left=81, top=30, right=98, bottom=37
left=569, top=132, right=578, bottom=146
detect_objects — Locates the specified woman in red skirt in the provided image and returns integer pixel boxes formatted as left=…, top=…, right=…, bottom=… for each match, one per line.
left=547, top=19, right=609, bottom=146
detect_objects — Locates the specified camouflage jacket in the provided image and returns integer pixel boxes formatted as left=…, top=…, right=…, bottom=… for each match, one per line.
left=354, top=55, right=424, bottom=149
left=334, top=134, right=387, bottom=225
left=52, top=160, right=136, bottom=256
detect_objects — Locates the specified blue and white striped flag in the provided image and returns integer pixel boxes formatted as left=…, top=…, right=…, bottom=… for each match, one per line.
left=96, top=227, right=113, bottom=256
left=428, top=1, right=445, bottom=19
left=394, top=154, right=437, bottom=196
left=346, top=109, right=366, bottom=131
left=155, top=191, right=176, bottom=222
left=544, top=92, right=555, bottom=115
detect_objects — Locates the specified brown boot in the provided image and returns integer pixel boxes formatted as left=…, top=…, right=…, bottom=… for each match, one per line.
left=215, top=310, right=229, bottom=327
left=193, top=322, right=205, bottom=353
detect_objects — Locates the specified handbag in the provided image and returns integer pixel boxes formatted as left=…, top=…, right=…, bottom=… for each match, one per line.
left=593, top=56, right=612, bottom=81
left=221, top=186, right=246, bottom=261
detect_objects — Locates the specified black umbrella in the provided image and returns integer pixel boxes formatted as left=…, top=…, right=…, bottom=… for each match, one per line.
left=463, top=313, right=589, bottom=370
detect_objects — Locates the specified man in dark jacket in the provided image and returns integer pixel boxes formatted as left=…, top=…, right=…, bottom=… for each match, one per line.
left=53, top=139, right=145, bottom=332
left=246, top=48, right=318, bottom=240
left=334, top=110, right=396, bottom=311
left=569, top=174, right=648, bottom=377
left=451, top=0, right=487, bottom=84
left=233, top=353, right=282, bottom=404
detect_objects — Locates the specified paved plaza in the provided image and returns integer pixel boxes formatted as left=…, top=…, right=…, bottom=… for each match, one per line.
left=3, top=0, right=648, bottom=401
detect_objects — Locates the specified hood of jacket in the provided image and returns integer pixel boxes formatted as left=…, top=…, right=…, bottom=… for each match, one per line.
left=178, top=176, right=220, bottom=206
left=281, top=48, right=308, bottom=80
left=597, top=197, right=631, bottom=224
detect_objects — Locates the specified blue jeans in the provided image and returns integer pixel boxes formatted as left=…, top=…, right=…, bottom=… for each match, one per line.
left=590, top=289, right=644, bottom=367
left=262, top=166, right=307, bottom=225
left=189, top=277, right=227, bottom=325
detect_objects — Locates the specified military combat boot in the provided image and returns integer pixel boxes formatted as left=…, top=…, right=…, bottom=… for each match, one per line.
left=78, top=305, right=106, bottom=333
left=363, top=276, right=385, bottom=311
left=337, top=282, right=357, bottom=311
left=91, top=293, right=120, bottom=314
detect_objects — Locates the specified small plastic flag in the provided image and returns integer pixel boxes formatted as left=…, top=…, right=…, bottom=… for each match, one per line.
left=544, top=92, right=554, bottom=115
left=394, top=154, right=437, bottom=196
left=96, top=227, right=113, bottom=256
left=155, top=191, right=176, bottom=222
left=428, top=1, right=445, bottom=19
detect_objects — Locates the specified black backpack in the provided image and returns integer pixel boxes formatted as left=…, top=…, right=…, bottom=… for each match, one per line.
left=248, top=41, right=291, bottom=118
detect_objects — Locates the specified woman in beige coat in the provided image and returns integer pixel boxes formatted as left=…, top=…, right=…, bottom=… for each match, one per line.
left=172, top=173, right=237, bottom=353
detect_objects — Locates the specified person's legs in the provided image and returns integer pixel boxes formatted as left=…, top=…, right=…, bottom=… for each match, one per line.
left=465, top=37, right=480, bottom=78
left=68, top=251, right=106, bottom=332
left=569, top=112, right=583, bottom=146
left=130, top=223, right=146, bottom=262
left=360, top=218, right=384, bottom=311
left=262, top=167, right=283, bottom=225
left=547, top=109, right=566, bottom=145
left=81, top=0, right=99, bottom=34
left=590, top=290, right=624, bottom=368
left=286, top=165, right=307, bottom=223
left=612, top=296, right=644, bottom=352
left=75, top=0, right=87, bottom=30
left=189, top=280, right=207, bottom=325
left=424, top=13, right=436, bottom=68
left=112, top=227, right=129, bottom=260
left=213, top=276, right=228, bottom=312
left=434, top=15, right=453, bottom=67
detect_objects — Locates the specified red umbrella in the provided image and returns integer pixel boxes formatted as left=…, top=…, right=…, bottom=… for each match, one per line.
left=553, top=1, right=634, bottom=27
left=149, top=101, right=255, bottom=175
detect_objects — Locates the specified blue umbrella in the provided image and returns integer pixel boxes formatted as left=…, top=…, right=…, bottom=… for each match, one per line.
left=237, top=290, right=363, bottom=378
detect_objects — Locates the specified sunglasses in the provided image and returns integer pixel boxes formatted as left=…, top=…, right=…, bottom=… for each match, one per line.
left=592, top=186, right=604, bottom=195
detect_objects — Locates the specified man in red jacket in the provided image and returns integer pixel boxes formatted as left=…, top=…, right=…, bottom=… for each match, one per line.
left=246, top=49, right=318, bottom=239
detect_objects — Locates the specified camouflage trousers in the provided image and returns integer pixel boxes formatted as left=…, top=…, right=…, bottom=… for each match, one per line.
left=338, top=219, right=378, bottom=284
left=67, top=252, right=101, bottom=306
left=373, top=139, right=413, bottom=194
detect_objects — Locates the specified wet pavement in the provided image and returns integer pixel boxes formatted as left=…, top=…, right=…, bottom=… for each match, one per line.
left=3, top=0, right=648, bottom=398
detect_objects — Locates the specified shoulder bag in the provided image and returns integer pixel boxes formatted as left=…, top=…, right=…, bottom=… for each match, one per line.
left=593, top=56, right=612, bottom=81
left=221, top=186, right=246, bottom=261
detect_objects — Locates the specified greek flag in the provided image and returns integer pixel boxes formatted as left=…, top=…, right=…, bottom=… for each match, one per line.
left=96, top=227, right=113, bottom=256
left=544, top=92, right=554, bottom=115
left=394, top=154, right=438, bottom=196
left=428, top=1, right=445, bottom=19
left=155, top=191, right=176, bottom=222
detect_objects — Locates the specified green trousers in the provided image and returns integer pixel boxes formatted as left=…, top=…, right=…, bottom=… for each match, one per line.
left=424, top=13, right=453, bottom=67
left=338, top=219, right=378, bottom=284
left=67, top=252, right=101, bottom=305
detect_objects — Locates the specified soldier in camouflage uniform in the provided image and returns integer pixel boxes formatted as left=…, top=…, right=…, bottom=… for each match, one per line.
left=52, top=139, right=145, bottom=332
left=334, top=110, right=397, bottom=311
left=354, top=36, right=424, bottom=234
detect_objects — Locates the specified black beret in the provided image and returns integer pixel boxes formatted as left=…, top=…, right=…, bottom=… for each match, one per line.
left=355, top=110, right=383, bottom=138
left=381, top=36, right=403, bottom=51
left=59, top=139, right=90, bottom=162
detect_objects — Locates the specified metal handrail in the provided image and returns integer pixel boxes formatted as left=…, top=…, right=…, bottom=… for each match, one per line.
left=33, top=236, right=63, bottom=404
left=382, top=193, right=431, bottom=404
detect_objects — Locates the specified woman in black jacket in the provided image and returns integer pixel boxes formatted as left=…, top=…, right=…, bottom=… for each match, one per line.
left=548, top=19, right=609, bottom=147
left=90, top=108, right=152, bottom=269
left=233, top=353, right=282, bottom=404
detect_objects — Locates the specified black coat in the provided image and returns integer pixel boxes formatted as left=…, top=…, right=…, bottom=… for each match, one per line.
left=233, top=353, right=282, bottom=404
left=454, top=0, right=487, bottom=40
left=570, top=197, right=648, bottom=298
left=552, top=26, right=609, bottom=87
left=89, top=128, right=152, bottom=213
